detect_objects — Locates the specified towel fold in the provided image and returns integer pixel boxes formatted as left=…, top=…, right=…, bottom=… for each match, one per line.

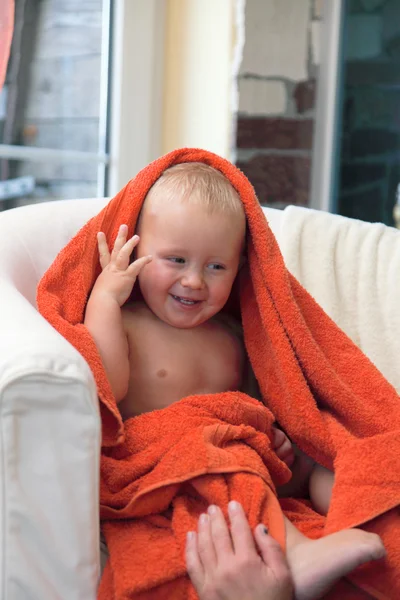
left=99, top=394, right=286, bottom=599
left=37, top=148, right=400, bottom=599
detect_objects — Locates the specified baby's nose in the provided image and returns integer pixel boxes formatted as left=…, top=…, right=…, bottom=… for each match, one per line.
left=181, top=269, right=204, bottom=289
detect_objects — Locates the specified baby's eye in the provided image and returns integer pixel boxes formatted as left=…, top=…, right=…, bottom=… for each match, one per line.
left=208, top=263, right=225, bottom=271
left=168, top=257, right=185, bottom=264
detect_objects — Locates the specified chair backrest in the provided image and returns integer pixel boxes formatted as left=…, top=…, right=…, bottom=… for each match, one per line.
left=0, top=198, right=108, bottom=306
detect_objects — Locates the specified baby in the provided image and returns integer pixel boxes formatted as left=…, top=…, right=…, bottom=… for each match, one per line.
left=85, top=162, right=384, bottom=599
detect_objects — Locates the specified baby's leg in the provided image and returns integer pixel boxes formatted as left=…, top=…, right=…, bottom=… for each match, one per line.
left=309, top=463, right=334, bottom=515
left=284, top=517, right=385, bottom=600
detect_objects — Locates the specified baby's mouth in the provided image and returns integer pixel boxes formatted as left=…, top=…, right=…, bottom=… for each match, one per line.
left=171, top=294, right=201, bottom=306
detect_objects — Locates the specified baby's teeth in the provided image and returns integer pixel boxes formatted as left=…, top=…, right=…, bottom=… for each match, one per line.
left=174, top=295, right=195, bottom=305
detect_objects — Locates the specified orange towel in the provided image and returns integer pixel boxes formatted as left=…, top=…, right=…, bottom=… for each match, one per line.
left=99, top=393, right=288, bottom=599
left=37, top=148, right=400, bottom=599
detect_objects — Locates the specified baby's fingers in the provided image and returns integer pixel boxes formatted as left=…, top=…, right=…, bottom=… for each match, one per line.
left=272, top=427, right=286, bottom=449
left=111, top=224, right=129, bottom=259
left=114, top=233, right=140, bottom=270
left=127, top=254, right=152, bottom=277
left=97, top=232, right=111, bottom=269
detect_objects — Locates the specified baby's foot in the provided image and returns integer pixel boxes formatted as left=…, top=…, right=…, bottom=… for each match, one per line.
left=287, top=528, right=385, bottom=600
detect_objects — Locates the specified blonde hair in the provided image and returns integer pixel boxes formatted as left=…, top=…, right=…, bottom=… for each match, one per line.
left=144, top=162, right=244, bottom=217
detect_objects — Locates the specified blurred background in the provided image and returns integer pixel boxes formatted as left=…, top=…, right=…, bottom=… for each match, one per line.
left=1, top=0, right=400, bottom=226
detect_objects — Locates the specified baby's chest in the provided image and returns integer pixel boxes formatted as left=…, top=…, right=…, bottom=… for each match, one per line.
left=127, top=319, right=241, bottom=395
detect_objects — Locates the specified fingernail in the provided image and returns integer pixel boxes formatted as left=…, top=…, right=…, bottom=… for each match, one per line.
left=208, top=505, right=217, bottom=515
left=186, top=531, right=195, bottom=542
left=228, top=500, right=240, bottom=515
left=261, top=525, right=268, bottom=535
left=199, top=513, right=209, bottom=525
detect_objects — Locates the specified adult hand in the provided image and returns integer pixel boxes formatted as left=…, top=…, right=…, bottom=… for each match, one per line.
left=186, top=501, right=293, bottom=600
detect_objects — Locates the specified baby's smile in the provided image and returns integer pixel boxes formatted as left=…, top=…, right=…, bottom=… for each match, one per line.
left=170, top=294, right=202, bottom=306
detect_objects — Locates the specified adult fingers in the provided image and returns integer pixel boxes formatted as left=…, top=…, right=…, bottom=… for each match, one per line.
left=197, top=513, right=217, bottom=573
left=254, top=525, right=292, bottom=584
left=207, top=505, right=233, bottom=562
left=97, top=232, right=110, bottom=270
left=228, top=501, right=256, bottom=557
left=185, top=531, right=205, bottom=591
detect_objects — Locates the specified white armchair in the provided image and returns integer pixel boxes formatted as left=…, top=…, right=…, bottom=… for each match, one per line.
left=0, top=199, right=109, bottom=600
left=0, top=198, right=397, bottom=599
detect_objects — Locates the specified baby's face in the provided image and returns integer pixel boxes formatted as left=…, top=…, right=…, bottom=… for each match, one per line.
left=136, top=199, right=246, bottom=328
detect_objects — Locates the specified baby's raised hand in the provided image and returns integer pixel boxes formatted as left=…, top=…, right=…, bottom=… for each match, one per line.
left=93, top=224, right=152, bottom=306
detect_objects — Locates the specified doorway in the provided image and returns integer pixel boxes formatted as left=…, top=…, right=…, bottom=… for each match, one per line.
left=313, top=0, right=400, bottom=225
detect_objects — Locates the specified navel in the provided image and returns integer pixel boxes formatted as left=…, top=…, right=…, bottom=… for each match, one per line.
left=157, top=369, right=168, bottom=378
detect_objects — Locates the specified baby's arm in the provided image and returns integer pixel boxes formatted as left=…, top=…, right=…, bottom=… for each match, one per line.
left=84, top=224, right=152, bottom=402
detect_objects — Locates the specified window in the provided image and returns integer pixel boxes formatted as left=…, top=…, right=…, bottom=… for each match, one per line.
left=0, top=0, right=111, bottom=210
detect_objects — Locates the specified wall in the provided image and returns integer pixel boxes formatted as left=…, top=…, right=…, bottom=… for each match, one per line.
left=234, top=0, right=321, bottom=207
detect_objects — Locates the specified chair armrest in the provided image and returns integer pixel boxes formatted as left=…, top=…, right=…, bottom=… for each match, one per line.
left=0, top=281, right=101, bottom=600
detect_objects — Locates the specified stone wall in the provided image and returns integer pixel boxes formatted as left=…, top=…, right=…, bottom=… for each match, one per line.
left=235, top=0, right=321, bottom=208
left=338, top=0, right=400, bottom=225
